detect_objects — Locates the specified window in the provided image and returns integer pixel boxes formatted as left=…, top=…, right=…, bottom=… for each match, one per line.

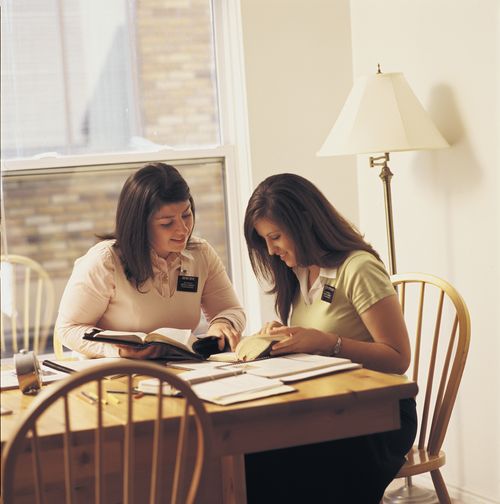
left=1, top=0, right=257, bottom=356
left=1, top=0, right=220, bottom=159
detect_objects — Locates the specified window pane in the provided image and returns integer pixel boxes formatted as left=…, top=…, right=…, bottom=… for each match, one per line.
left=1, top=0, right=220, bottom=160
left=1, top=160, right=228, bottom=356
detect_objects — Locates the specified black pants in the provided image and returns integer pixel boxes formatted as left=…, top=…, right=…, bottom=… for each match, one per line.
left=245, top=398, right=417, bottom=504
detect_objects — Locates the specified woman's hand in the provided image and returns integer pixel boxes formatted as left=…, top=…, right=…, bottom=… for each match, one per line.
left=269, top=325, right=337, bottom=355
left=207, top=321, right=241, bottom=351
left=259, top=320, right=284, bottom=335
left=116, top=344, right=166, bottom=359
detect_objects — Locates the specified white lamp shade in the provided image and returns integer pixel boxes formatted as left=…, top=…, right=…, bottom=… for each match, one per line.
left=317, top=72, right=449, bottom=156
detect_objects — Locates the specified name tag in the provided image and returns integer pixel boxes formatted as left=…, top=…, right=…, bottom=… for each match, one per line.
left=321, top=284, right=336, bottom=303
left=177, top=275, right=198, bottom=293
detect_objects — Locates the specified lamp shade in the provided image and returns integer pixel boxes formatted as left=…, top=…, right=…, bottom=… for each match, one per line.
left=317, top=72, right=449, bottom=156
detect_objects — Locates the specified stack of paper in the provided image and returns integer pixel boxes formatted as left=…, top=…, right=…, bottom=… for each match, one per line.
left=137, top=365, right=295, bottom=405
left=144, top=353, right=361, bottom=405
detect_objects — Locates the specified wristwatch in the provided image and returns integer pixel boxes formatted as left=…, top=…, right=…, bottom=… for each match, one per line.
left=332, top=336, right=342, bottom=356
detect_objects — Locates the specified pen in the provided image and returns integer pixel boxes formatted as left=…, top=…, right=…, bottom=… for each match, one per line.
left=83, top=390, right=108, bottom=405
left=106, top=388, right=155, bottom=397
left=77, top=391, right=96, bottom=405
left=42, top=360, right=75, bottom=374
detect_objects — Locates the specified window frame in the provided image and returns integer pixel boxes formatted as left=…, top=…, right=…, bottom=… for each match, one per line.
left=1, top=0, right=262, bottom=334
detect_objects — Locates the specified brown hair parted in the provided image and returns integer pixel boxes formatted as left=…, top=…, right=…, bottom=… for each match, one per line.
left=244, top=173, right=380, bottom=323
left=103, top=163, right=195, bottom=289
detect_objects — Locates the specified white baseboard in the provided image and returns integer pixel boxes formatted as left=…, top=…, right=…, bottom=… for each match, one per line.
left=410, top=475, right=499, bottom=504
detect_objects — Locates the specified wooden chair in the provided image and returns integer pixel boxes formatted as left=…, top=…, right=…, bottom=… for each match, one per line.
left=1, top=360, right=214, bottom=504
left=0, top=254, right=59, bottom=357
left=384, top=273, right=471, bottom=504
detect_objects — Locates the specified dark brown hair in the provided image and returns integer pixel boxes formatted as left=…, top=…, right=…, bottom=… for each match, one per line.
left=102, top=163, right=195, bottom=289
left=244, top=173, right=380, bottom=323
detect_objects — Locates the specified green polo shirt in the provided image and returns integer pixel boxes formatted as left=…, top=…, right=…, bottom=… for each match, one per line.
left=290, top=251, right=395, bottom=342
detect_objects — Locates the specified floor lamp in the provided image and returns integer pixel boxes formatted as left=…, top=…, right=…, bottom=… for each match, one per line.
left=318, top=67, right=448, bottom=502
left=317, top=66, right=449, bottom=275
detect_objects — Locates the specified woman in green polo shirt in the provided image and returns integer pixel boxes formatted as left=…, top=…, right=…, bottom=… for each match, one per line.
left=243, top=173, right=417, bottom=504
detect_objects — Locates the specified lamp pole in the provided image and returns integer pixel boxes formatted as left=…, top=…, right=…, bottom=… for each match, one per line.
left=370, top=152, right=397, bottom=275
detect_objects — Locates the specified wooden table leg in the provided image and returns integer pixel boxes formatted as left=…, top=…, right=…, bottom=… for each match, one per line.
left=221, top=454, right=247, bottom=504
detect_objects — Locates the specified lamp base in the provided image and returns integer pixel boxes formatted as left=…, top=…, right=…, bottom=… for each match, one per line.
left=383, top=483, right=439, bottom=504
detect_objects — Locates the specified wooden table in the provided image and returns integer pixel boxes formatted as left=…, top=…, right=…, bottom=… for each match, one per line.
left=1, top=366, right=417, bottom=503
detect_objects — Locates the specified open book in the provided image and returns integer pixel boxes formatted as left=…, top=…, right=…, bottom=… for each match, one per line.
left=223, top=353, right=361, bottom=382
left=83, top=327, right=221, bottom=360
left=137, top=366, right=295, bottom=406
left=233, top=332, right=287, bottom=361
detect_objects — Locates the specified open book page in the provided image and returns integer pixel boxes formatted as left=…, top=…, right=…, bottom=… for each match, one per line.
left=202, top=384, right=295, bottom=406
left=137, top=370, right=296, bottom=405
left=222, top=353, right=360, bottom=380
left=235, top=333, right=287, bottom=361
left=92, top=329, right=149, bottom=344
left=207, top=352, right=239, bottom=363
left=144, top=328, right=195, bottom=349
left=191, top=374, right=295, bottom=405
left=167, top=360, right=231, bottom=371
left=93, top=328, right=194, bottom=350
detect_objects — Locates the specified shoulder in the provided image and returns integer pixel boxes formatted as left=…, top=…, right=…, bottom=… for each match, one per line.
left=185, top=236, right=226, bottom=274
left=186, top=236, right=220, bottom=259
left=74, top=239, right=118, bottom=272
left=341, top=250, right=388, bottom=277
left=338, top=251, right=395, bottom=311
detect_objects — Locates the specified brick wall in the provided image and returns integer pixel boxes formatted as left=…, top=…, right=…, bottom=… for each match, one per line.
left=2, top=160, right=228, bottom=321
left=136, top=0, right=219, bottom=146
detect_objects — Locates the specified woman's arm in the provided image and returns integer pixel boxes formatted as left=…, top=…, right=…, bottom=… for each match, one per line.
left=55, top=244, right=119, bottom=358
left=200, top=243, right=246, bottom=350
left=270, top=294, right=411, bottom=374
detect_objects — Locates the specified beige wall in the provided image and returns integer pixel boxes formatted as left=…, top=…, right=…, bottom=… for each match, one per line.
left=350, top=1, right=499, bottom=501
left=240, top=0, right=499, bottom=501
left=240, top=0, right=356, bottom=322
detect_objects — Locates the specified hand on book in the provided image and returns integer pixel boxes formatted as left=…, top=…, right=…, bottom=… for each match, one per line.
left=117, top=344, right=167, bottom=360
left=268, top=325, right=338, bottom=356
left=207, top=320, right=241, bottom=351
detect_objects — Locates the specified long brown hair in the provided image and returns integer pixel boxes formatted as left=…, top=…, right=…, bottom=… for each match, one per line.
left=101, top=163, right=195, bottom=289
left=244, top=173, right=380, bottom=323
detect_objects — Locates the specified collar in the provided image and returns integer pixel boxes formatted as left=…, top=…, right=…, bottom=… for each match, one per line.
left=293, top=266, right=338, bottom=304
left=151, top=247, right=195, bottom=275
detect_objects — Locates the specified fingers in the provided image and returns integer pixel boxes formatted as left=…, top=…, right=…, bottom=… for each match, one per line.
left=260, top=321, right=283, bottom=335
left=117, top=344, right=161, bottom=359
left=207, top=322, right=241, bottom=351
left=269, top=325, right=296, bottom=336
left=218, top=325, right=240, bottom=351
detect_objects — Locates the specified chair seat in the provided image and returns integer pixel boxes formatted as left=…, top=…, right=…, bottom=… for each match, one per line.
left=396, top=446, right=446, bottom=477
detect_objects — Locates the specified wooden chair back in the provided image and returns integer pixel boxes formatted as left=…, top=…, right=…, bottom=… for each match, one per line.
left=392, top=273, right=470, bottom=456
left=1, top=254, right=56, bottom=357
left=1, top=360, right=214, bottom=504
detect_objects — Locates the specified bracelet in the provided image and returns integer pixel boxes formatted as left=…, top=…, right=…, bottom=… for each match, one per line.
left=332, top=336, right=342, bottom=356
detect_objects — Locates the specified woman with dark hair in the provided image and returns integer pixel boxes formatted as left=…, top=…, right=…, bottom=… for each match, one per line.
left=56, top=163, right=245, bottom=358
left=243, top=173, right=417, bottom=503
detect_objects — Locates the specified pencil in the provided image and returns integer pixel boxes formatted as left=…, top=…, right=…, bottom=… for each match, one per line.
left=106, top=392, right=121, bottom=405
left=82, top=390, right=107, bottom=405
left=77, top=391, right=96, bottom=405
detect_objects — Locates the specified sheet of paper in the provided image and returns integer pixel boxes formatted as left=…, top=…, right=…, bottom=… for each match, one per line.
left=192, top=373, right=285, bottom=401
left=279, top=362, right=361, bottom=382
left=222, top=354, right=356, bottom=379
left=1, top=365, right=69, bottom=390
left=167, top=360, right=227, bottom=371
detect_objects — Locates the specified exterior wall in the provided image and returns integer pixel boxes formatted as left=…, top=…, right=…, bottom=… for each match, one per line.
left=136, top=0, right=220, bottom=146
